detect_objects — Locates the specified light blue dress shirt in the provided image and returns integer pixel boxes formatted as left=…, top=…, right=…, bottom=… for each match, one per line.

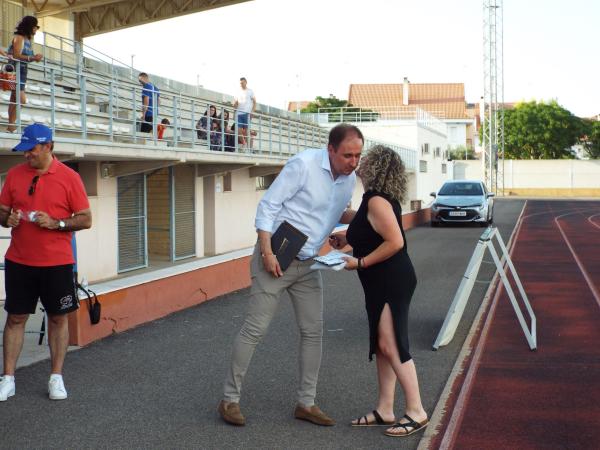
left=255, top=148, right=356, bottom=259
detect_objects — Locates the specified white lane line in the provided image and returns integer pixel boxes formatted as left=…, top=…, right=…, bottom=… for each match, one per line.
left=430, top=200, right=528, bottom=450
left=554, top=212, right=600, bottom=310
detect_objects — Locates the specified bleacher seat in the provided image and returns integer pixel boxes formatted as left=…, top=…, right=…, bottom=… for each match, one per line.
left=33, top=115, right=48, bottom=124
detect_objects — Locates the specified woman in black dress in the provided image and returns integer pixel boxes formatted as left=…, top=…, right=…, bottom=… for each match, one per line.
left=332, top=145, right=428, bottom=437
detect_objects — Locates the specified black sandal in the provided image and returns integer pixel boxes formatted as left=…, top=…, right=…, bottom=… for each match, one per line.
left=384, top=414, right=429, bottom=437
left=351, top=410, right=395, bottom=427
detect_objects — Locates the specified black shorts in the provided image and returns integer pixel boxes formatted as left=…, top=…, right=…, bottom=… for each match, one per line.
left=4, top=259, right=78, bottom=315
left=140, top=115, right=153, bottom=133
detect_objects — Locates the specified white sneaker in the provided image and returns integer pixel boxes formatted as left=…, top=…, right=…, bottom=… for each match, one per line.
left=0, top=375, right=16, bottom=401
left=48, top=375, right=67, bottom=400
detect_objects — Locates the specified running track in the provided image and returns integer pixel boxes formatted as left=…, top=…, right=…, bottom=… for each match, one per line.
left=430, top=200, right=600, bottom=450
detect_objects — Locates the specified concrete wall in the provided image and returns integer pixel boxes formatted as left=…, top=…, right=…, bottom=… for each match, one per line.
left=214, top=169, right=264, bottom=253
left=355, top=121, right=452, bottom=207
left=453, top=159, right=600, bottom=196
left=38, top=13, right=75, bottom=43
left=359, top=122, right=418, bottom=150
left=416, top=126, right=450, bottom=206
left=77, top=169, right=118, bottom=282
left=446, top=123, right=467, bottom=149
left=453, top=160, right=482, bottom=181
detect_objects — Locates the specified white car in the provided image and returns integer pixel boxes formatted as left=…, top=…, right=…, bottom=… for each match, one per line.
left=430, top=180, right=494, bottom=227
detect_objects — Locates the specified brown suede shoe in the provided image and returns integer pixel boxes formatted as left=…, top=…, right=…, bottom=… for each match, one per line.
left=294, top=405, right=335, bottom=426
left=218, top=400, right=246, bottom=426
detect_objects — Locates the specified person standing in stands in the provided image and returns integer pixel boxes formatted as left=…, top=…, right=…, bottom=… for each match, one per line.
left=5, top=16, right=43, bottom=133
left=138, top=72, right=160, bottom=134
left=218, top=124, right=363, bottom=427
left=0, top=123, right=92, bottom=402
left=233, top=77, right=256, bottom=149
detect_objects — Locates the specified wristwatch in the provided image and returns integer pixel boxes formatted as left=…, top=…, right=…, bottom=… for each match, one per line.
left=58, top=220, right=66, bottom=230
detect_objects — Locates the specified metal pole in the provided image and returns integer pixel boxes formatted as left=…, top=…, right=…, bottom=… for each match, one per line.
left=15, top=61, right=21, bottom=132
left=108, top=81, right=114, bottom=141
left=50, top=68, right=56, bottom=131
left=81, top=74, right=87, bottom=139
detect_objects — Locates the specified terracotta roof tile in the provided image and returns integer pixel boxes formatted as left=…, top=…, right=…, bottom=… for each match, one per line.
left=287, top=101, right=311, bottom=112
left=348, top=83, right=469, bottom=119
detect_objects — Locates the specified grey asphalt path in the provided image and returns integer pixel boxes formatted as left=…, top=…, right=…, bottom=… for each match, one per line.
left=0, top=199, right=525, bottom=450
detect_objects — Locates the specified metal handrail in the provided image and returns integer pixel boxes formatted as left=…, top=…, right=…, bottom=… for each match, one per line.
left=0, top=53, right=330, bottom=156
left=1, top=49, right=416, bottom=168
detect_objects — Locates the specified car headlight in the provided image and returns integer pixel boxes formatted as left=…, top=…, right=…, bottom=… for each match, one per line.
left=478, top=204, right=486, bottom=211
left=432, top=204, right=440, bottom=211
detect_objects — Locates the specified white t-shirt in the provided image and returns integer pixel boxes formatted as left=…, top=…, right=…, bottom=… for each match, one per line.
left=236, top=88, right=255, bottom=113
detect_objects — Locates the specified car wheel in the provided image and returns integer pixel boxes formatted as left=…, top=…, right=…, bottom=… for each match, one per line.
left=431, top=221, right=439, bottom=227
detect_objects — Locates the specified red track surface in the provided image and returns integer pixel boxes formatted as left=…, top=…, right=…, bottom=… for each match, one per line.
left=437, top=200, right=600, bottom=450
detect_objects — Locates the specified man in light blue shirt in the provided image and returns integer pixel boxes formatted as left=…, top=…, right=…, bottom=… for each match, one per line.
left=219, top=124, right=363, bottom=427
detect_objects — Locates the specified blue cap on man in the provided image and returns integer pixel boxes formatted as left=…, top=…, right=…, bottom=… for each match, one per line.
left=12, top=123, right=53, bottom=152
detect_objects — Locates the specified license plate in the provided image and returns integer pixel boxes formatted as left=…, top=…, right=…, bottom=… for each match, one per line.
left=449, top=211, right=467, bottom=217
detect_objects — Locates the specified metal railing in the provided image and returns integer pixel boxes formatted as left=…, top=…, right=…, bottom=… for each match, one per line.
left=309, top=106, right=448, bottom=135
left=1, top=42, right=418, bottom=167
left=0, top=53, right=329, bottom=156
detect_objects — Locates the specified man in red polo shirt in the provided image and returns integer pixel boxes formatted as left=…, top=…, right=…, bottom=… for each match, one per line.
left=0, top=123, right=91, bottom=402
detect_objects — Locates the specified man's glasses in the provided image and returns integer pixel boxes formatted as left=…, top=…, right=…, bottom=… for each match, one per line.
left=28, top=175, right=39, bottom=195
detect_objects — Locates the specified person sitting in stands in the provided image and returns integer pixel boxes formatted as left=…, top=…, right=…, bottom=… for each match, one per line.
left=210, top=120, right=223, bottom=151
left=157, top=118, right=170, bottom=140
left=196, top=105, right=217, bottom=140
left=219, top=110, right=235, bottom=152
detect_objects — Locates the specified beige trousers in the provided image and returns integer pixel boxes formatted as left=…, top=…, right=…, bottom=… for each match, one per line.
left=223, top=245, right=323, bottom=406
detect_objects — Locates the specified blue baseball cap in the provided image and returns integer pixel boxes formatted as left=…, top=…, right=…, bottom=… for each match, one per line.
left=13, top=123, right=53, bottom=152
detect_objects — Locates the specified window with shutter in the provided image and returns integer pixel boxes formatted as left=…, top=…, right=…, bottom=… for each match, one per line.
left=117, top=173, right=147, bottom=272
left=172, top=165, right=196, bottom=260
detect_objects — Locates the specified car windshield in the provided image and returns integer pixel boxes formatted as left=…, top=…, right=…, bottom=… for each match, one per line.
left=438, top=182, right=483, bottom=196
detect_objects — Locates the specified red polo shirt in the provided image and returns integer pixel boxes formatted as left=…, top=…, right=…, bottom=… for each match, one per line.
left=0, top=157, right=90, bottom=267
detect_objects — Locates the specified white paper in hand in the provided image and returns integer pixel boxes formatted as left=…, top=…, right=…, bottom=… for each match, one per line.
left=311, top=250, right=348, bottom=271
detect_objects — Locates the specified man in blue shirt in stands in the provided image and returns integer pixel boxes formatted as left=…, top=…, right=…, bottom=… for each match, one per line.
left=138, top=72, right=159, bottom=133
left=219, top=124, right=363, bottom=427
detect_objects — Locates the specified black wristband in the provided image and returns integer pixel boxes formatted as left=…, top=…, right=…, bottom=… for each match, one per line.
left=357, top=258, right=363, bottom=271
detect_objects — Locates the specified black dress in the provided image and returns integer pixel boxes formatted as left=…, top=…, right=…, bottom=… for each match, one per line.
left=346, top=190, right=417, bottom=363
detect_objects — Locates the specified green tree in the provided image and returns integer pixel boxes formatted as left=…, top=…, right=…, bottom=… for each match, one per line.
left=502, top=100, right=581, bottom=159
left=582, top=120, right=600, bottom=159
left=448, top=145, right=477, bottom=160
left=301, top=95, right=348, bottom=113
left=301, top=95, right=379, bottom=122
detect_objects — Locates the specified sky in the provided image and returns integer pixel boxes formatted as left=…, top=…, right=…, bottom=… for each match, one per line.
left=85, top=0, right=599, bottom=117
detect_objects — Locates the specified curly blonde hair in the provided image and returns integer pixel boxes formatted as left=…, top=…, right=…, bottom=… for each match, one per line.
left=358, top=145, right=407, bottom=203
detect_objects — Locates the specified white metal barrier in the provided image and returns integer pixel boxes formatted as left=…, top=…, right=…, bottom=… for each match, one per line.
left=433, top=226, right=537, bottom=351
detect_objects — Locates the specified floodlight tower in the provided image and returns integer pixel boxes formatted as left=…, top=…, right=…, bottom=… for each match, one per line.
left=482, top=0, right=505, bottom=194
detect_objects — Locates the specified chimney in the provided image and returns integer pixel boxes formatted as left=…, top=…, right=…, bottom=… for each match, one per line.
left=403, top=77, right=409, bottom=106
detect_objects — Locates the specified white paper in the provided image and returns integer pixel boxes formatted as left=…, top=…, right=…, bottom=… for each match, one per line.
left=310, top=261, right=347, bottom=271
left=311, top=250, right=348, bottom=271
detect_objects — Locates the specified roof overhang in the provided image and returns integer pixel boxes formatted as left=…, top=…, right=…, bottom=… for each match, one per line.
left=17, top=0, right=252, bottom=39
